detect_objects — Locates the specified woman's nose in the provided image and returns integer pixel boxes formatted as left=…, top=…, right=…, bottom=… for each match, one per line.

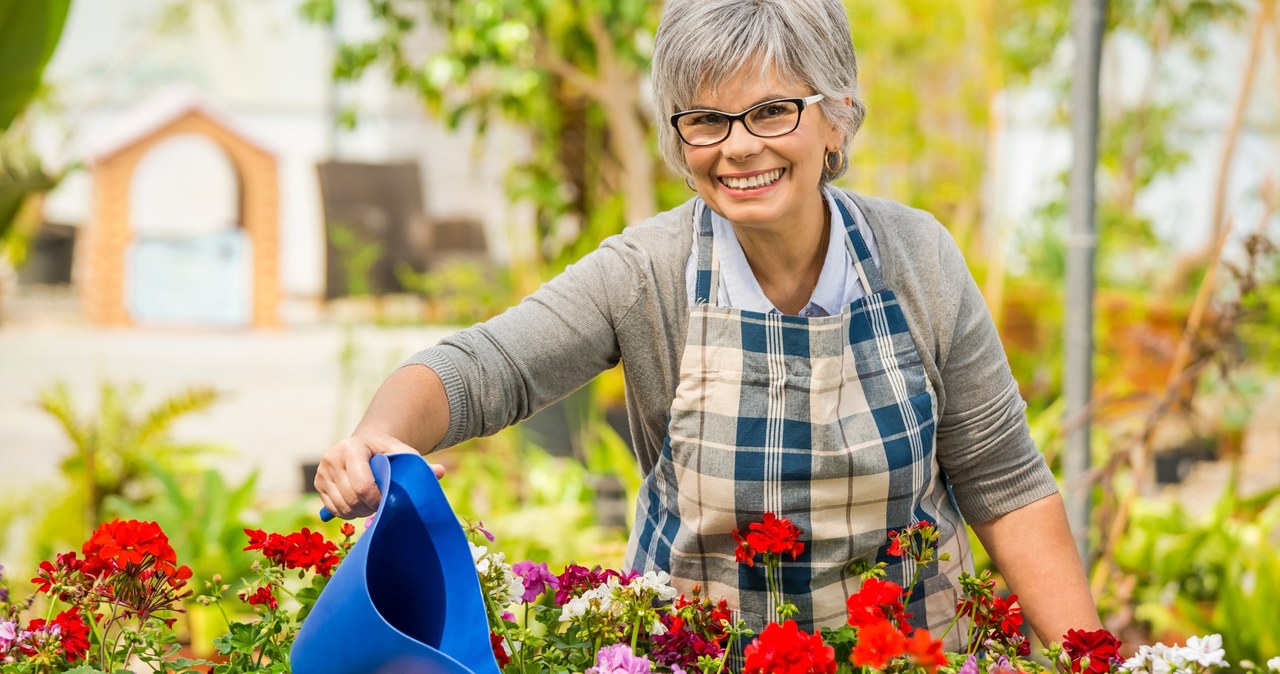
left=718, top=119, right=763, bottom=161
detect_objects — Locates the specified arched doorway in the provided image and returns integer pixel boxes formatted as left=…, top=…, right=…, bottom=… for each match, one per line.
left=126, top=134, right=251, bottom=326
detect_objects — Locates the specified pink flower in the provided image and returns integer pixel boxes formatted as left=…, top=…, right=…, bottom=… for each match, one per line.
left=511, top=561, right=558, bottom=603
left=0, top=621, right=17, bottom=651
left=587, top=643, right=653, bottom=674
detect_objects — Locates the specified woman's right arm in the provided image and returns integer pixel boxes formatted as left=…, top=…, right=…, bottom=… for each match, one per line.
left=314, top=363, right=450, bottom=519
left=312, top=221, right=663, bottom=519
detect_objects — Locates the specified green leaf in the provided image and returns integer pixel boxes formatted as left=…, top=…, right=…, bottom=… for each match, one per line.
left=0, top=0, right=72, bottom=130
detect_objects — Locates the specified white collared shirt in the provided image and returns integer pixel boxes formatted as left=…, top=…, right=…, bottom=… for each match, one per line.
left=684, top=186, right=882, bottom=316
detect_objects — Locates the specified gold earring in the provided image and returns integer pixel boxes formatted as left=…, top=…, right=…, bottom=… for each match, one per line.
left=824, top=149, right=845, bottom=174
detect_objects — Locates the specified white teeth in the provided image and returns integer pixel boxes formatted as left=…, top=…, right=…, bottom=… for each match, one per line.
left=721, top=168, right=783, bottom=190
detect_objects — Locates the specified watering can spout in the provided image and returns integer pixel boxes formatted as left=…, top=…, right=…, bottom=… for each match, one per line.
left=291, top=453, right=500, bottom=674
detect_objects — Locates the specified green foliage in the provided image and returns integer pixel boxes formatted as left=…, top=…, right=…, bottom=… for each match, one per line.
left=30, top=381, right=226, bottom=559
left=0, top=0, right=71, bottom=268
left=0, top=135, right=59, bottom=265
left=327, top=222, right=382, bottom=297
left=444, top=432, right=631, bottom=569
left=105, top=467, right=261, bottom=598
left=0, top=0, right=71, bottom=131
left=1112, top=483, right=1280, bottom=666
left=303, top=0, right=661, bottom=272
left=396, top=259, right=514, bottom=325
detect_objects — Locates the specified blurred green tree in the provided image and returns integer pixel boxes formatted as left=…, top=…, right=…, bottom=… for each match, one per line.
left=301, top=0, right=664, bottom=277
left=0, top=0, right=72, bottom=277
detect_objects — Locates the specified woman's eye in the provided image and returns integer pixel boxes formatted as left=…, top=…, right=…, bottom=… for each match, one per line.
left=759, top=104, right=789, bottom=118
left=689, top=112, right=728, bottom=126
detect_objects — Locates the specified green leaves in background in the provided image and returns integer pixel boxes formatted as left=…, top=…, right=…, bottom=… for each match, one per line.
left=1113, top=484, right=1280, bottom=666
left=0, top=0, right=71, bottom=131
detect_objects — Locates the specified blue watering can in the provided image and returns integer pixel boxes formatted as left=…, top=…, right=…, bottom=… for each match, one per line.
left=291, top=453, right=502, bottom=674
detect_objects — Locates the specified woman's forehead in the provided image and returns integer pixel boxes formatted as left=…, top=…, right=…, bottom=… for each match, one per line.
left=691, top=65, right=807, bottom=110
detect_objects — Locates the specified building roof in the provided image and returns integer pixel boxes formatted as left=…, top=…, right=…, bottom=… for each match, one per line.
left=86, top=85, right=278, bottom=161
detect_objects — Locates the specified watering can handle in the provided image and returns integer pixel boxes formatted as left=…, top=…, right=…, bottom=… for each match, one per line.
left=318, top=453, right=393, bottom=522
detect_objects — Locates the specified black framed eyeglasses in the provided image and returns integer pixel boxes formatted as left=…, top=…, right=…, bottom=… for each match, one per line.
left=670, top=94, right=825, bottom=147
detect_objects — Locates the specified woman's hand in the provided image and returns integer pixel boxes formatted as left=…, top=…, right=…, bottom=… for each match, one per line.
left=314, top=364, right=452, bottom=519
left=314, top=433, right=445, bottom=520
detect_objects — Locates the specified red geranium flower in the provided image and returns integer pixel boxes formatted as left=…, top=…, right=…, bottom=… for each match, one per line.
left=988, top=594, right=1023, bottom=636
left=743, top=620, right=836, bottom=674
left=490, top=631, right=511, bottom=668
left=239, top=585, right=279, bottom=611
left=1063, top=628, right=1122, bottom=674
left=904, top=629, right=948, bottom=673
left=25, top=609, right=90, bottom=663
left=850, top=618, right=907, bottom=669
left=887, top=531, right=903, bottom=557
left=733, top=528, right=756, bottom=567
left=846, top=577, right=911, bottom=631
left=748, top=513, right=805, bottom=558
left=81, top=519, right=177, bottom=577
left=51, top=609, right=91, bottom=662
left=244, top=527, right=341, bottom=577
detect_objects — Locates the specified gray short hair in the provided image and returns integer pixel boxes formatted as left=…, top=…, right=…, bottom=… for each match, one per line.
left=651, top=0, right=867, bottom=183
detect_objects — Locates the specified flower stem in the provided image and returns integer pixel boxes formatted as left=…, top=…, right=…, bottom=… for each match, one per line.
left=716, top=632, right=736, bottom=674
left=630, top=611, right=643, bottom=652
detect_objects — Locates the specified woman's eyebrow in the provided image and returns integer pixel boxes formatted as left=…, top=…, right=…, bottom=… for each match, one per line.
left=686, top=93, right=791, bottom=111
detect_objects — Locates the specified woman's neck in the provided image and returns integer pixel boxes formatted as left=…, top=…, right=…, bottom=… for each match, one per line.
left=732, top=189, right=830, bottom=315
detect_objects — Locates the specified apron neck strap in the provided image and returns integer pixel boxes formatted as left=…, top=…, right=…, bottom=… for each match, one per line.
left=693, top=203, right=718, bottom=304
left=832, top=194, right=885, bottom=295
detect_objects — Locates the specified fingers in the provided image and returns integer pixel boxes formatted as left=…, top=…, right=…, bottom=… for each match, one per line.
left=315, top=437, right=378, bottom=520
left=313, top=435, right=430, bottom=520
left=431, top=463, right=446, bottom=479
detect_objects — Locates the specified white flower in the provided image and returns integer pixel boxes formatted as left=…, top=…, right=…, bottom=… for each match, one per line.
left=1266, top=656, right=1280, bottom=673
left=1182, top=635, right=1226, bottom=668
left=618, top=570, right=679, bottom=602
left=560, top=595, right=590, bottom=621
left=649, top=617, right=668, bottom=636
left=1131, top=644, right=1176, bottom=674
left=559, top=585, right=615, bottom=622
left=503, top=570, right=525, bottom=606
left=1121, top=653, right=1150, bottom=673
left=470, top=543, right=487, bottom=562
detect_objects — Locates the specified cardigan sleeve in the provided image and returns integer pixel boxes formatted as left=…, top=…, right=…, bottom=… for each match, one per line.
left=929, top=225, right=1059, bottom=524
left=400, top=237, right=646, bottom=451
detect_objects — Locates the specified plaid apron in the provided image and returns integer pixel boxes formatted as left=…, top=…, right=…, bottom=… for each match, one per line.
left=626, top=194, right=972, bottom=650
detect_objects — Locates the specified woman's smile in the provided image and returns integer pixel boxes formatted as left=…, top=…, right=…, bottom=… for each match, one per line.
left=718, top=168, right=786, bottom=194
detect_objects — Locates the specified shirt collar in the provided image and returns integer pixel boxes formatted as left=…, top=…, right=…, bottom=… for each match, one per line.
left=709, top=186, right=850, bottom=316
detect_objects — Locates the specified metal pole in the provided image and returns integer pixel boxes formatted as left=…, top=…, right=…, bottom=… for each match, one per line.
left=1064, top=0, right=1106, bottom=560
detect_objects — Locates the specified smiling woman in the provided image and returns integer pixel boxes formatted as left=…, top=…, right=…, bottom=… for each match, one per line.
left=313, top=0, right=1102, bottom=658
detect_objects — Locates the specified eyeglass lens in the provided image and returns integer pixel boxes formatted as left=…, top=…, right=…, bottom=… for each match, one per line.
left=676, top=100, right=803, bottom=146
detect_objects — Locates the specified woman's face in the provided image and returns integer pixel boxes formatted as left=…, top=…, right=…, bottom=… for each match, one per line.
left=681, top=66, right=844, bottom=234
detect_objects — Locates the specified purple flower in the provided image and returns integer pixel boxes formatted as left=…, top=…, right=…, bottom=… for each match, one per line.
left=960, top=655, right=980, bottom=674
left=0, top=621, right=16, bottom=650
left=587, top=643, right=652, bottom=674
left=501, top=610, right=516, bottom=623
left=512, top=561, right=558, bottom=603
left=651, top=614, right=723, bottom=669
left=475, top=521, right=496, bottom=542
left=989, top=655, right=1016, bottom=674
left=608, top=569, right=641, bottom=586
